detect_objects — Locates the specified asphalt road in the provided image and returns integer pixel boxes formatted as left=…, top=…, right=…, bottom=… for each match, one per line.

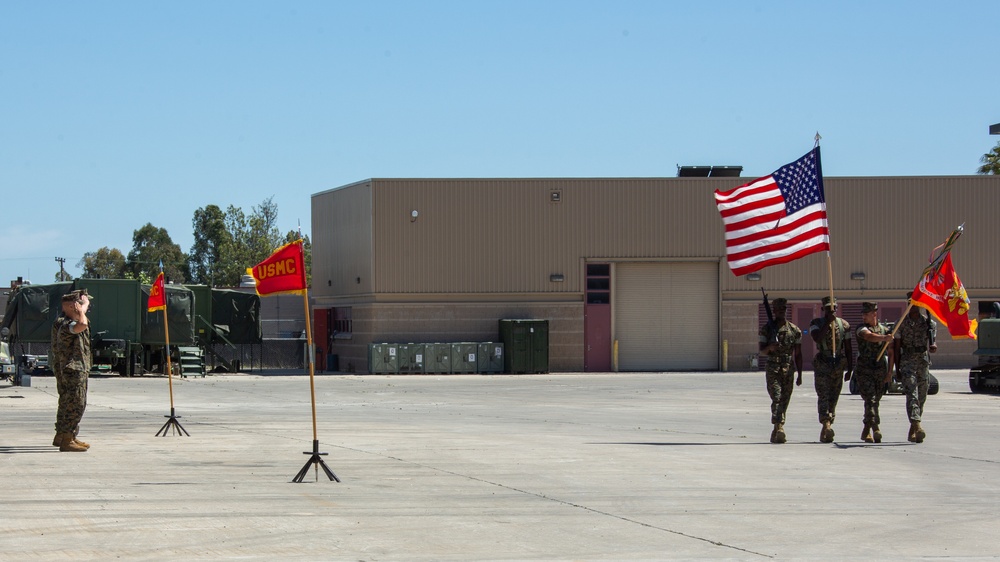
left=2, top=369, right=997, bottom=560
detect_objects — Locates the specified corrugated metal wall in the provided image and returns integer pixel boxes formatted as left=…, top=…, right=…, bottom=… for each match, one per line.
left=366, top=178, right=729, bottom=295
left=311, top=181, right=373, bottom=300
left=721, top=176, right=1000, bottom=298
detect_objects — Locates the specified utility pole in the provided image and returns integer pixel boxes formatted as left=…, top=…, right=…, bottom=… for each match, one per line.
left=54, top=256, right=67, bottom=282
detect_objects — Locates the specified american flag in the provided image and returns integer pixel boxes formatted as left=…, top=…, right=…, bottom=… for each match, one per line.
left=714, top=147, right=829, bottom=276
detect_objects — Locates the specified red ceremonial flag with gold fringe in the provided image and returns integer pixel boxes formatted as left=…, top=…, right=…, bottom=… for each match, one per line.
left=247, top=239, right=307, bottom=296
left=148, top=271, right=166, bottom=312
left=910, top=252, right=977, bottom=340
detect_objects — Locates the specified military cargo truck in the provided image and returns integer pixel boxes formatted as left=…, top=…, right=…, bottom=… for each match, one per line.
left=2, top=279, right=263, bottom=377
left=970, top=302, right=1000, bottom=393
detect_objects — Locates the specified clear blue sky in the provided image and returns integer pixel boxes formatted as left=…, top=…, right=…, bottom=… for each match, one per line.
left=3, top=1, right=998, bottom=285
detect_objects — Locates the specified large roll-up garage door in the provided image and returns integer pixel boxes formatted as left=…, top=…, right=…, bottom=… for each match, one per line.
left=614, top=262, right=718, bottom=371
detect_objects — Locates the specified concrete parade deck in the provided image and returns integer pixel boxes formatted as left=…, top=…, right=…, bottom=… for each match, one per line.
left=2, top=369, right=997, bottom=561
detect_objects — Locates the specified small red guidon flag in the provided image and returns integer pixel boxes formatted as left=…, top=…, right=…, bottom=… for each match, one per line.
left=247, top=240, right=307, bottom=296
left=147, top=272, right=166, bottom=312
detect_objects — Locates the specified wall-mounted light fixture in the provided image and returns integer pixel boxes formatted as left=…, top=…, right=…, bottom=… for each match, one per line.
left=550, top=190, right=562, bottom=202
left=549, top=274, right=565, bottom=282
left=410, top=210, right=419, bottom=222
left=851, top=272, right=866, bottom=281
left=746, top=273, right=762, bottom=281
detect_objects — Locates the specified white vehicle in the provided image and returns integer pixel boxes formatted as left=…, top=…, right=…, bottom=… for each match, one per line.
left=1, top=337, right=15, bottom=380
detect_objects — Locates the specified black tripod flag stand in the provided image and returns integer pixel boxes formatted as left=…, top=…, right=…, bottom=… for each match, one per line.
left=149, top=269, right=189, bottom=437
left=292, top=284, right=339, bottom=483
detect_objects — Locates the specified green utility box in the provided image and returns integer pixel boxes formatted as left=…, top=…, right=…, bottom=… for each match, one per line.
left=398, top=343, right=425, bottom=374
left=499, top=319, right=549, bottom=374
left=368, top=343, right=399, bottom=374
left=424, top=342, right=451, bottom=374
left=477, top=342, right=504, bottom=374
left=450, top=342, right=478, bottom=373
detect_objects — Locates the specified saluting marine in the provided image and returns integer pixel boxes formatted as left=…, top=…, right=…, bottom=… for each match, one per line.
left=50, top=289, right=94, bottom=452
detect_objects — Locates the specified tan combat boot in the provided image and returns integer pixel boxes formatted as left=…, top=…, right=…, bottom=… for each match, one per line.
left=908, top=421, right=919, bottom=443
left=872, top=425, right=882, bottom=443
left=52, top=433, right=64, bottom=447
left=72, top=431, right=90, bottom=449
left=861, top=423, right=873, bottom=443
left=913, top=421, right=926, bottom=443
left=820, top=421, right=834, bottom=443
left=774, top=423, right=787, bottom=444
left=58, top=433, right=87, bottom=452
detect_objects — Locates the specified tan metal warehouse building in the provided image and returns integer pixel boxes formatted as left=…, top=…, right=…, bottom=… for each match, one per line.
left=310, top=176, right=1000, bottom=374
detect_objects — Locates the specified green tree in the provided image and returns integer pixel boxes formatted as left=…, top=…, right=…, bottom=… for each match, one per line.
left=77, top=247, right=127, bottom=279
left=189, top=204, right=231, bottom=285
left=214, top=205, right=250, bottom=286
left=126, top=223, right=189, bottom=284
left=246, top=196, right=283, bottom=266
left=979, top=142, right=1000, bottom=175
left=285, top=230, right=312, bottom=287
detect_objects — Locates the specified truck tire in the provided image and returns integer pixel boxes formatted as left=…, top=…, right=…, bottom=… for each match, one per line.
left=928, top=373, right=939, bottom=395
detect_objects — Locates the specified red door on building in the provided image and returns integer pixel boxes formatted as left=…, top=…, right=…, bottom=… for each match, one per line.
left=584, top=263, right=612, bottom=372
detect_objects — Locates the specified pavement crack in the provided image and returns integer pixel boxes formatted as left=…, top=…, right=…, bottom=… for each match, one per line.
left=375, top=451, right=775, bottom=559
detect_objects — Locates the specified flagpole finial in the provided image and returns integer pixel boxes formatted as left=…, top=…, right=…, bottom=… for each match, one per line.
left=814, top=132, right=822, bottom=147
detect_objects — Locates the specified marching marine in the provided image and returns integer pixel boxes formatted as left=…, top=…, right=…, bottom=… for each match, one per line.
left=810, top=296, right=853, bottom=443
left=758, top=297, right=803, bottom=444
left=854, top=302, right=894, bottom=443
left=893, top=292, right=937, bottom=443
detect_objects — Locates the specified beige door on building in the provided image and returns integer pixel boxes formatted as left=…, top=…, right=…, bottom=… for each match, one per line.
left=614, top=262, right=719, bottom=371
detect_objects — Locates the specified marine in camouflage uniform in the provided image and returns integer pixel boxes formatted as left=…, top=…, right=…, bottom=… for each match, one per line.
left=809, top=296, right=853, bottom=443
left=893, top=293, right=937, bottom=443
left=50, top=290, right=93, bottom=452
left=854, top=302, right=895, bottom=443
left=759, top=297, right=802, bottom=444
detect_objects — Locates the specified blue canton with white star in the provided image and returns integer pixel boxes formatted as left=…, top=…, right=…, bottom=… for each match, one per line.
left=774, top=148, right=825, bottom=215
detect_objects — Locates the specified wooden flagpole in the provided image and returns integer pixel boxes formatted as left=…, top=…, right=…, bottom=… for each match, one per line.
left=156, top=277, right=189, bottom=436
left=292, top=273, right=339, bottom=482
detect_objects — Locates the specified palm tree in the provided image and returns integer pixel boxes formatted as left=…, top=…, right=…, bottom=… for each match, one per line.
left=978, top=142, right=1000, bottom=174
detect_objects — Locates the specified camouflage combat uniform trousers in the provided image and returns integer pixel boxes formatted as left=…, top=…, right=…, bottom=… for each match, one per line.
left=813, top=355, right=846, bottom=424
left=55, top=368, right=89, bottom=435
left=765, top=356, right=795, bottom=425
left=899, top=352, right=930, bottom=423
left=854, top=360, right=888, bottom=426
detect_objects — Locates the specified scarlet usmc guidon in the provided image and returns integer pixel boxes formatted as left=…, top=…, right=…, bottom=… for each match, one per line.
left=147, top=272, right=166, bottom=312
left=247, top=239, right=307, bottom=296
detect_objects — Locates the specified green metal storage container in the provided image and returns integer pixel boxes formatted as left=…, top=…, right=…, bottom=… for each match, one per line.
left=477, top=342, right=504, bottom=374
left=368, top=343, right=399, bottom=374
left=397, top=343, right=425, bottom=374
left=75, top=279, right=142, bottom=375
left=424, top=342, right=451, bottom=374
left=1, top=282, right=73, bottom=343
left=142, top=285, right=196, bottom=345
left=499, top=319, right=549, bottom=374
left=450, top=342, right=478, bottom=373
